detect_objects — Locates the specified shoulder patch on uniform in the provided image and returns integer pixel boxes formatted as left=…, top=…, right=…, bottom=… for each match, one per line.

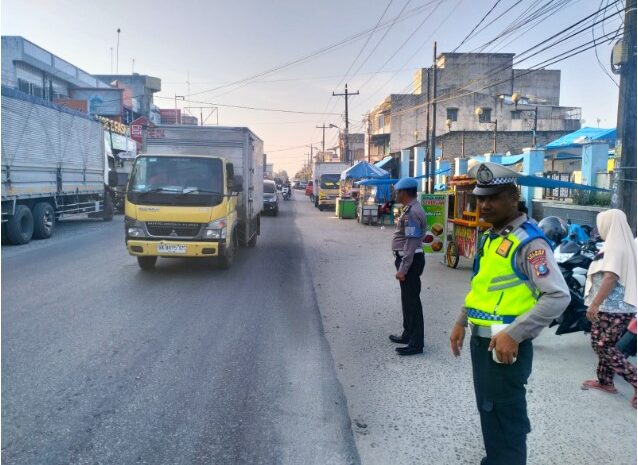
left=527, top=249, right=549, bottom=277
left=496, top=239, right=513, bottom=257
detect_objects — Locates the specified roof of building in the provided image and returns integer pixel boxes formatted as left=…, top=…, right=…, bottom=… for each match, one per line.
left=546, top=126, right=616, bottom=149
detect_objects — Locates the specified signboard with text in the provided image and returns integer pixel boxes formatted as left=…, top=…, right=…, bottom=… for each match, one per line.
left=420, top=194, right=448, bottom=254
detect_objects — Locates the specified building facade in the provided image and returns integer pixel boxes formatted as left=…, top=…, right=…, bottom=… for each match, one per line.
left=93, top=73, right=162, bottom=124
left=366, top=52, right=581, bottom=160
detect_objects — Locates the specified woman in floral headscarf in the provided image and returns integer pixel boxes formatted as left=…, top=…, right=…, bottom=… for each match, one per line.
left=581, top=209, right=637, bottom=408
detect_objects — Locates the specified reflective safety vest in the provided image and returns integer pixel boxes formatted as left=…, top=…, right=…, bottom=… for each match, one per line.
left=465, top=221, right=550, bottom=327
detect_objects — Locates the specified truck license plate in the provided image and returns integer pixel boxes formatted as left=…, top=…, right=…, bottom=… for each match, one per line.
left=157, top=244, right=187, bottom=254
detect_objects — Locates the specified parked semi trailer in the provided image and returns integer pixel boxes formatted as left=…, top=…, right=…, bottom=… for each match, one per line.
left=1, top=86, right=116, bottom=245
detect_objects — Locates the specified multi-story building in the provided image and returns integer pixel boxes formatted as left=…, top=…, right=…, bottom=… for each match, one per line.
left=366, top=52, right=581, bottom=160
left=93, top=73, right=162, bottom=125
left=338, top=132, right=365, bottom=162
left=1, top=36, right=123, bottom=119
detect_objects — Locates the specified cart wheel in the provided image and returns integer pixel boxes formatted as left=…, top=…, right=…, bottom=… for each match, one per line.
left=446, top=241, right=460, bottom=269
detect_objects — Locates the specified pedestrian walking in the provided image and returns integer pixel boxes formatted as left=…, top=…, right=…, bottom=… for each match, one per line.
left=581, top=209, right=637, bottom=408
left=449, top=162, right=570, bottom=465
left=389, top=177, right=426, bottom=356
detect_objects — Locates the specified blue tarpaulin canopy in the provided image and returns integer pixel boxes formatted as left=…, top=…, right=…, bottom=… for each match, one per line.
left=517, top=175, right=609, bottom=192
left=355, top=167, right=452, bottom=186
left=374, top=156, right=393, bottom=169
left=470, top=155, right=525, bottom=166
left=546, top=127, right=616, bottom=150
left=340, top=161, right=389, bottom=180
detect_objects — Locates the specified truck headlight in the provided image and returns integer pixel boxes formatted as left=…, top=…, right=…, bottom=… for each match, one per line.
left=125, top=217, right=146, bottom=238
left=205, top=218, right=227, bottom=240
left=319, top=192, right=326, bottom=199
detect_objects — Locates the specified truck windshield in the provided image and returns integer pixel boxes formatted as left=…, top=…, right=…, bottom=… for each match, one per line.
left=320, top=174, right=340, bottom=190
left=127, top=156, right=224, bottom=206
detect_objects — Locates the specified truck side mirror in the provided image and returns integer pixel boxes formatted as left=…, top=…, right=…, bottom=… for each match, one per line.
left=108, top=170, right=118, bottom=187
left=232, top=175, right=244, bottom=193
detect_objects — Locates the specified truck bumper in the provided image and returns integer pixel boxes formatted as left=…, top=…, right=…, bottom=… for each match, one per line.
left=126, top=239, right=220, bottom=257
left=319, top=199, right=337, bottom=206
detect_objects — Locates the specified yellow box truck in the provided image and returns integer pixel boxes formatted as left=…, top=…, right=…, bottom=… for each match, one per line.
left=124, top=126, right=263, bottom=270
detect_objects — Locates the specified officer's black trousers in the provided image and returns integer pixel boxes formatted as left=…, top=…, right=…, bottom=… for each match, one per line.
left=394, top=254, right=425, bottom=348
left=470, top=335, right=533, bottom=465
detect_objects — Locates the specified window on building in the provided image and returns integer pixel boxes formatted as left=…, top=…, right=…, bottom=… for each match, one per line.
left=478, top=108, right=492, bottom=123
left=17, top=79, right=31, bottom=94
left=446, top=108, right=458, bottom=122
left=511, top=110, right=522, bottom=120
left=378, top=114, right=385, bottom=130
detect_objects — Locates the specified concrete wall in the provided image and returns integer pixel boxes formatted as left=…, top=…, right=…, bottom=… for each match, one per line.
left=436, top=130, right=570, bottom=159
left=532, top=201, right=607, bottom=226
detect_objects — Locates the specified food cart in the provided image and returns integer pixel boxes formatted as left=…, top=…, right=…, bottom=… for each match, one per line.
left=445, top=175, right=491, bottom=268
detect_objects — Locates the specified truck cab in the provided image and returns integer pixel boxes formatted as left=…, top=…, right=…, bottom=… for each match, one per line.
left=315, top=174, right=341, bottom=211
left=124, top=153, right=242, bottom=270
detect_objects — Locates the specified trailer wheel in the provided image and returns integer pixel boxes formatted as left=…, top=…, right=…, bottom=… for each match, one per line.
left=103, top=193, right=114, bottom=222
left=137, top=256, right=157, bottom=270
left=7, top=205, right=34, bottom=245
left=33, top=202, right=55, bottom=239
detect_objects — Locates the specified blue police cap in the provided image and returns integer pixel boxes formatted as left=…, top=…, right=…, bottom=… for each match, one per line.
left=394, top=177, right=418, bottom=190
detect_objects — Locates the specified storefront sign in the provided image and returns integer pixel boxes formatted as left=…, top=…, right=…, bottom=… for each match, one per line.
left=421, top=194, right=448, bottom=254
left=98, top=116, right=129, bottom=136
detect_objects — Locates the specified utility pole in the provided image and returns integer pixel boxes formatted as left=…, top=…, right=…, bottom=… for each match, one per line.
left=429, top=42, right=438, bottom=193
left=316, top=123, right=330, bottom=155
left=612, top=0, right=637, bottom=233
left=424, top=67, right=431, bottom=185
left=333, top=84, right=359, bottom=163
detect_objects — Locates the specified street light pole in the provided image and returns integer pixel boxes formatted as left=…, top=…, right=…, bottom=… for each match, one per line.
left=116, top=28, right=121, bottom=74
left=174, top=95, right=185, bottom=125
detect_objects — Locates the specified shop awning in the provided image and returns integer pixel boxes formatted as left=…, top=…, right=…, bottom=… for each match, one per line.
left=470, top=155, right=524, bottom=166
left=374, top=156, right=393, bottom=169
left=546, top=127, right=616, bottom=150
left=341, top=161, right=389, bottom=180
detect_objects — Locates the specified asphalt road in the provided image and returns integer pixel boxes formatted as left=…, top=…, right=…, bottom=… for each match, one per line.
left=1, top=196, right=360, bottom=465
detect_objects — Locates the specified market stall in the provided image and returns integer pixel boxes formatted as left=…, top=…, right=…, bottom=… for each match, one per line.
left=339, top=161, right=389, bottom=220
left=445, top=176, right=491, bottom=268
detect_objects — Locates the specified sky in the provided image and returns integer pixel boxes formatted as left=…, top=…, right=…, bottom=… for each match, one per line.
left=1, top=0, right=624, bottom=176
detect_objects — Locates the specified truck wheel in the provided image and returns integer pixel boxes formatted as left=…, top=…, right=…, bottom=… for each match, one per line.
left=137, top=256, right=157, bottom=270
left=218, top=234, right=237, bottom=269
left=247, top=232, right=257, bottom=248
left=103, top=193, right=114, bottom=222
left=32, top=202, right=55, bottom=239
left=7, top=205, right=34, bottom=245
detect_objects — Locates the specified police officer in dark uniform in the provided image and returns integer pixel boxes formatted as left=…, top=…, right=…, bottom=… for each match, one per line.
left=389, top=177, right=426, bottom=356
left=449, top=162, right=570, bottom=465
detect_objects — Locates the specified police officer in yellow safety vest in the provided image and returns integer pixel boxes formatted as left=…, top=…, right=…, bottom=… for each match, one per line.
left=449, top=162, right=570, bottom=465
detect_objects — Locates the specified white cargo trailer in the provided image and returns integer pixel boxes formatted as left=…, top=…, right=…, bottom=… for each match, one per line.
left=1, top=86, right=115, bottom=245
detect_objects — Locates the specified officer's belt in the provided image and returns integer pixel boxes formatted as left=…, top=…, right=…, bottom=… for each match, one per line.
left=393, top=249, right=424, bottom=258
left=470, top=324, right=493, bottom=338
left=467, top=308, right=517, bottom=324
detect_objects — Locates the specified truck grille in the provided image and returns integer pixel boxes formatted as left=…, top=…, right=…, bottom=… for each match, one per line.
left=146, top=222, right=202, bottom=238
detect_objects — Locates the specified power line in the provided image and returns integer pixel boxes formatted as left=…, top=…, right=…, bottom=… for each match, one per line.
left=186, top=2, right=444, bottom=99
left=154, top=96, right=341, bottom=115
left=332, top=0, right=396, bottom=92
left=452, top=0, right=503, bottom=52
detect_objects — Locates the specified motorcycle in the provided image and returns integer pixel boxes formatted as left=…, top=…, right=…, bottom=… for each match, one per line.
left=539, top=216, right=600, bottom=335
left=282, top=186, right=291, bottom=200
